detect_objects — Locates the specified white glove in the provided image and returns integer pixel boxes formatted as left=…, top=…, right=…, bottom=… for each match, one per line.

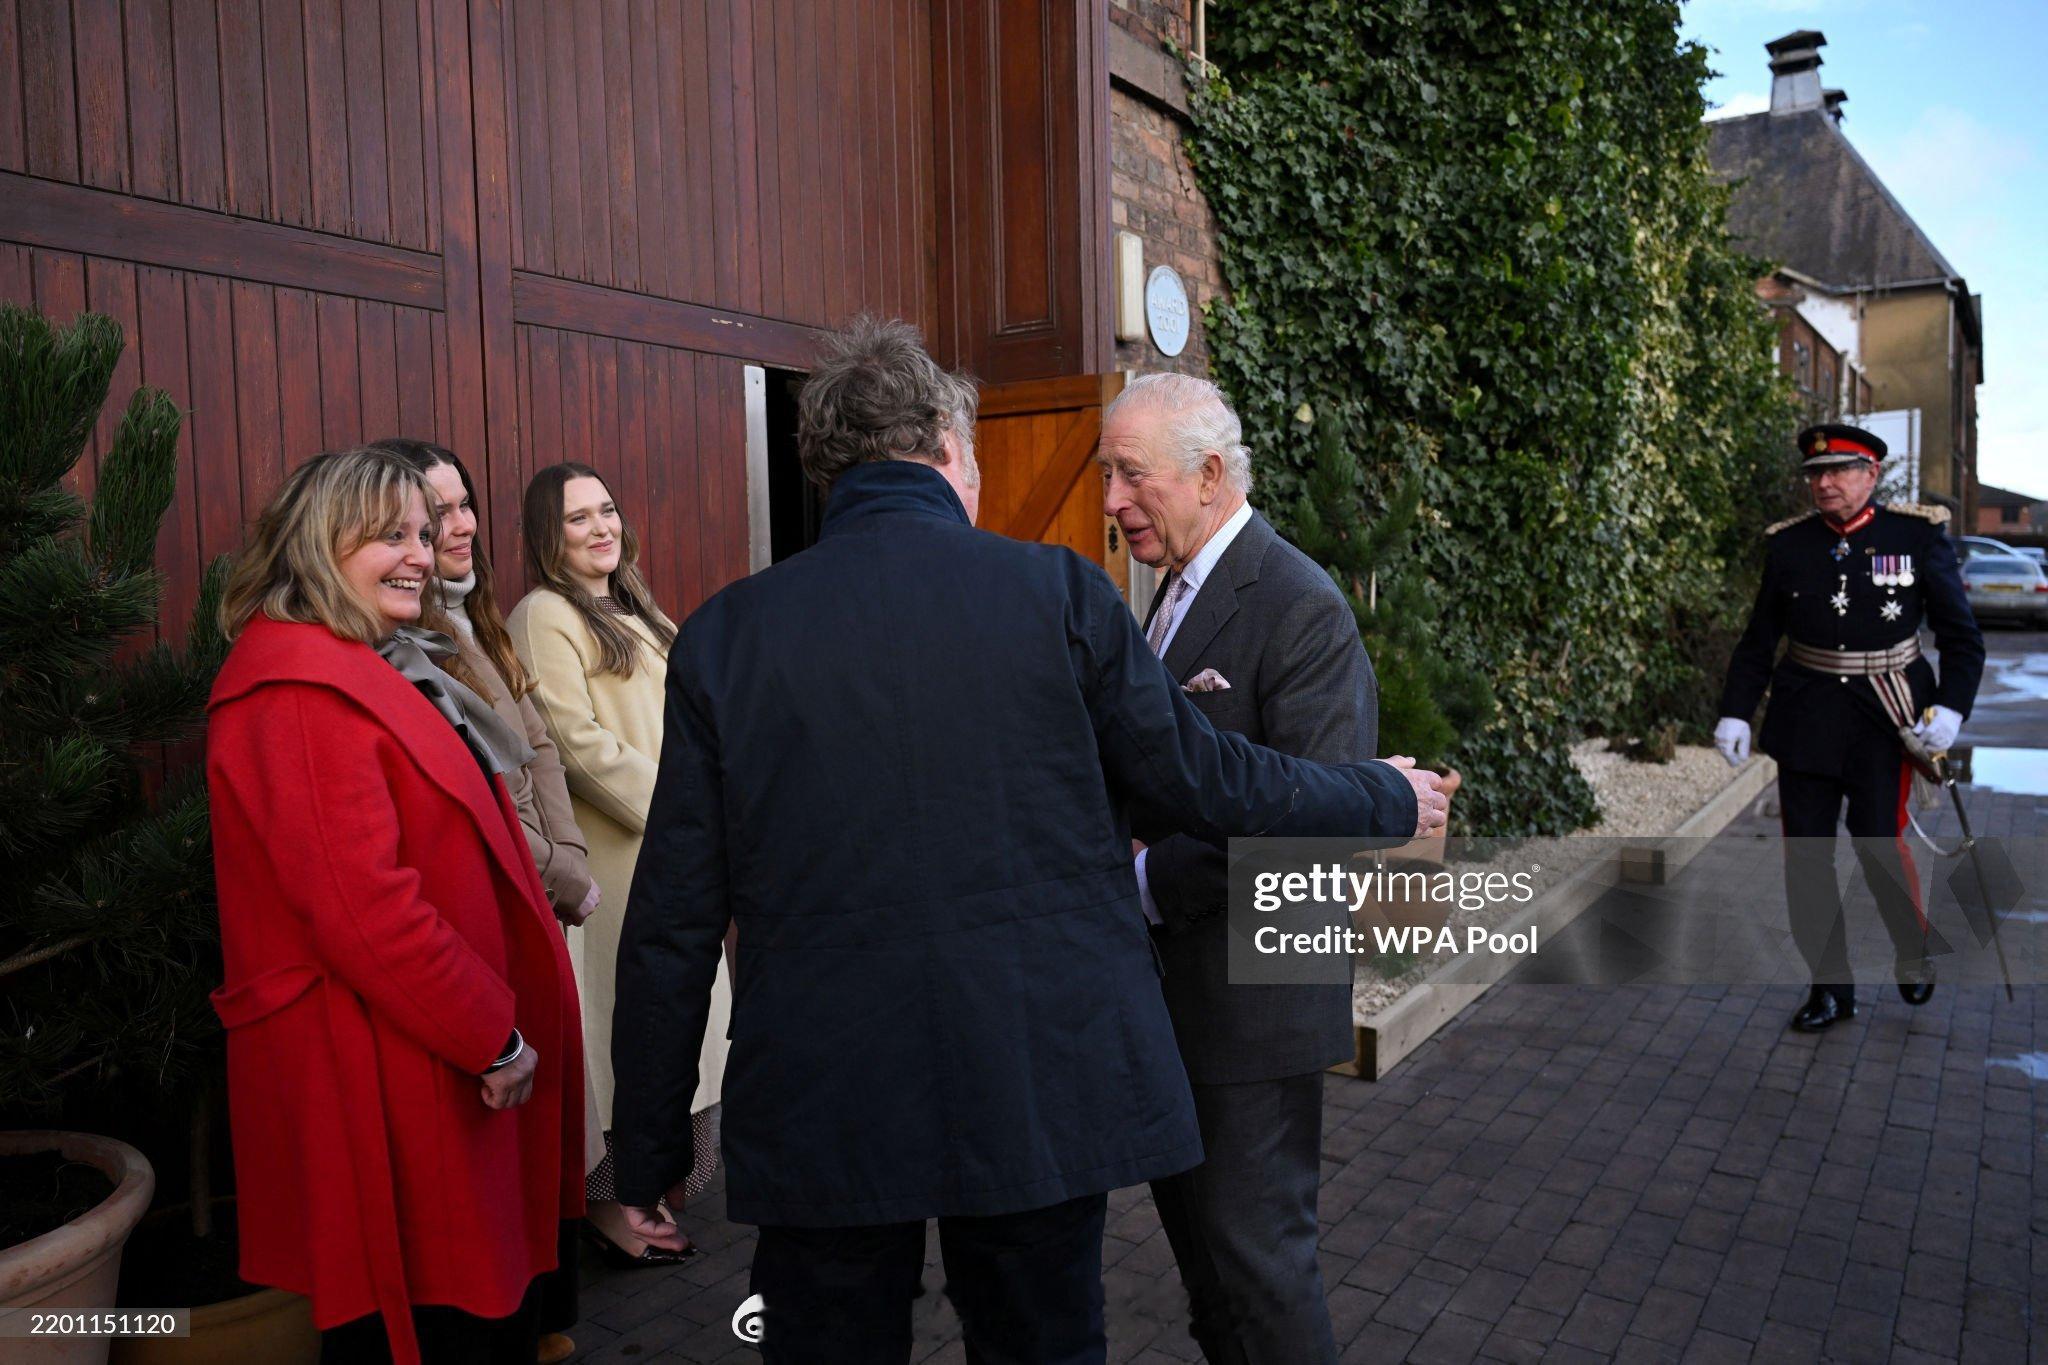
left=1713, top=717, right=1751, bottom=768
left=1912, top=705, right=1961, bottom=755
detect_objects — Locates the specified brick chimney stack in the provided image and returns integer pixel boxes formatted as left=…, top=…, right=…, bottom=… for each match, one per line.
left=1766, top=30, right=1827, bottom=115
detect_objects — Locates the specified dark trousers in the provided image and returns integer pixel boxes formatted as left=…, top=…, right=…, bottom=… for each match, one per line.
left=750, top=1193, right=1108, bottom=1365
left=1779, top=745, right=1929, bottom=989
left=1150, top=1071, right=1337, bottom=1365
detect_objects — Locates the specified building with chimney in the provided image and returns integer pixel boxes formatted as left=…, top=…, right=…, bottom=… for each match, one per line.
left=1708, top=31, right=1984, bottom=523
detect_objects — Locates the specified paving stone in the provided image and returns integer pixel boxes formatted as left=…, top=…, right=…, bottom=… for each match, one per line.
left=576, top=795, right=2045, bottom=1361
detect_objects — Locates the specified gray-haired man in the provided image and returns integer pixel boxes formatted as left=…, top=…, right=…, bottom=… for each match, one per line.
left=1105, top=374, right=1388, bottom=1365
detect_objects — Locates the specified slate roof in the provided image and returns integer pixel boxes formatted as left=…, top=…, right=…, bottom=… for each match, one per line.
left=1977, top=483, right=2041, bottom=510
left=1706, top=108, right=1960, bottom=292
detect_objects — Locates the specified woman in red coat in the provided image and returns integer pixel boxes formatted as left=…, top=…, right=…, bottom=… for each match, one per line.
left=207, top=447, right=584, bottom=1364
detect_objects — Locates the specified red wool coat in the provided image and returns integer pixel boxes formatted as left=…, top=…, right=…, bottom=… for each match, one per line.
left=207, top=617, right=585, bottom=1363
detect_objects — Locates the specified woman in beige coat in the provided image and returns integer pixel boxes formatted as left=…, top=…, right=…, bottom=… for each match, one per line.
left=509, top=462, right=732, bottom=1266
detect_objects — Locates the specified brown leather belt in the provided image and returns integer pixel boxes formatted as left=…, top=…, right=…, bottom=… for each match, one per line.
left=1786, top=637, right=1921, bottom=675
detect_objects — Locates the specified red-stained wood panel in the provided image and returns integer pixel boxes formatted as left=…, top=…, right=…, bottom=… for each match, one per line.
left=507, top=0, right=551, bottom=277
left=230, top=280, right=286, bottom=516
left=170, top=0, right=226, bottom=211
left=302, top=0, right=353, bottom=236
left=673, top=0, right=709, bottom=307
left=773, top=1, right=809, bottom=322
left=217, top=0, right=270, bottom=214
left=541, top=1, right=584, bottom=280
left=19, top=0, right=79, bottom=182
left=705, top=0, right=746, bottom=312
left=83, top=256, right=142, bottom=477
left=72, top=0, right=128, bottom=192
left=750, top=0, right=783, bottom=320
left=0, top=4, right=24, bottom=172
left=629, top=0, right=669, bottom=302
left=273, top=287, right=325, bottom=475
left=314, top=293, right=361, bottom=450
left=599, top=1, right=638, bottom=294
left=340, top=0, right=393, bottom=246
left=393, top=305, right=438, bottom=442
left=260, top=0, right=314, bottom=228
left=357, top=300, right=402, bottom=440
left=383, top=0, right=432, bottom=252
left=571, top=8, right=611, bottom=290
left=133, top=264, right=198, bottom=637
left=183, top=272, right=243, bottom=589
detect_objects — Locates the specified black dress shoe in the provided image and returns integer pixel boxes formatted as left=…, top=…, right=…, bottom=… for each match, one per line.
left=1791, top=985, right=1855, bottom=1032
left=579, top=1219, right=695, bottom=1269
left=1898, top=961, right=1935, bottom=1006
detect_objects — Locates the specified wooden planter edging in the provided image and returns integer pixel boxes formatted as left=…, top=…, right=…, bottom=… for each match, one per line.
left=1334, top=755, right=1779, bottom=1081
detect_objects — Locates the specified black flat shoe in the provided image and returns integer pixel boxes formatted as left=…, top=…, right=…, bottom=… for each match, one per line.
left=1791, top=985, right=1855, bottom=1033
left=1898, top=964, right=1935, bottom=1006
left=580, top=1219, right=695, bottom=1269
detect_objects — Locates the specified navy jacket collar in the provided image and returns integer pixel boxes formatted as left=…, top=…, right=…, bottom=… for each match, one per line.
left=821, top=460, right=971, bottom=536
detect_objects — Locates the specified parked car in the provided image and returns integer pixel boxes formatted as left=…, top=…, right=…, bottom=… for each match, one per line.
left=2016, top=546, right=2046, bottom=566
left=1959, top=534, right=2021, bottom=562
left=1962, top=554, right=2048, bottom=627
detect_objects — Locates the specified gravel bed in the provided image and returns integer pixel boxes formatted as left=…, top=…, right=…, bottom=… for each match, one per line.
left=1351, top=740, right=1752, bottom=1021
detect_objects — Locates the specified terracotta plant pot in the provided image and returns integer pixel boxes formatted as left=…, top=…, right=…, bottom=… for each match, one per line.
left=0, top=1131, right=156, bottom=1365
left=108, top=1285, right=315, bottom=1365
left=108, top=1200, right=316, bottom=1365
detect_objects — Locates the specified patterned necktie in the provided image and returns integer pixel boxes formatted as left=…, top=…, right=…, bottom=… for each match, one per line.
left=1146, top=573, right=1190, bottom=656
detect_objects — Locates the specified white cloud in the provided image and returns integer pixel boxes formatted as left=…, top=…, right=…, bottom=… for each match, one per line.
left=1704, top=90, right=1771, bottom=120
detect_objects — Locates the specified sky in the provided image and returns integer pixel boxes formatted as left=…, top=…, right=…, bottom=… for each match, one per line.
left=1683, top=0, right=2048, bottom=500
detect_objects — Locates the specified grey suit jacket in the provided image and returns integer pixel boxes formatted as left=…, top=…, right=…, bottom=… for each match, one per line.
left=1134, top=510, right=1379, bottom=1085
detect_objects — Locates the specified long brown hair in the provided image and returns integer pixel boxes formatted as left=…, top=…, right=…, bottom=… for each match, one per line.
left=221, top=447, right=433, bottom=644
left=520, top=462, right=675, bottom=677
left=370, top=436, right=534, bottom=700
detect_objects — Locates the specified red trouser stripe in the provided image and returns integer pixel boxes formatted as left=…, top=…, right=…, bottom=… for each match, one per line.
left=1896, top=761, right=1927, bottom=930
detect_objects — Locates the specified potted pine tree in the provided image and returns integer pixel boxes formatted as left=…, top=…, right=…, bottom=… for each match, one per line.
left=0, top=305, right=310, bottom=1363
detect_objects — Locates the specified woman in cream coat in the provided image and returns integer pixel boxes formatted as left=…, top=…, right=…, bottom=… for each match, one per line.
left=510, top=462, right=732, bottom=1264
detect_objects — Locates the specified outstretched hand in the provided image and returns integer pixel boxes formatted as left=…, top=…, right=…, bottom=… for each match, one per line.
left=621, top=1182, right=696, bottom=1254
left=1383, top=756, right=1452, bottom=837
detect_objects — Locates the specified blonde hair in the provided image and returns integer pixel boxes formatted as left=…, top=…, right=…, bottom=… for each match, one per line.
left=220, top=447, right=436, bottom=644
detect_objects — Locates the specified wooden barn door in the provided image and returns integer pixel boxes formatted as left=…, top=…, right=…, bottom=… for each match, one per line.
left=974, top=372, right=1132, bottom=599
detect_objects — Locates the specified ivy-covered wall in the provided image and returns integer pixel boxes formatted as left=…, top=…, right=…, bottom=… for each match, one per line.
left=1188, top=0, right=1798, bottom=835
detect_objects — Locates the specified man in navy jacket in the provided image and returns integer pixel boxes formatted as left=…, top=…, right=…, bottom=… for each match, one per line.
left=612, top=319, right=1446, bottom=1365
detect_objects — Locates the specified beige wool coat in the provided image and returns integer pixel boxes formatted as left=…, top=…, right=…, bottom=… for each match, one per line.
left=509, top=587, right=731, bottom=1129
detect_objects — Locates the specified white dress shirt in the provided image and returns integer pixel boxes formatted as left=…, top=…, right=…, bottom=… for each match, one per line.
left=1136, top=500, right=1255, bottom=924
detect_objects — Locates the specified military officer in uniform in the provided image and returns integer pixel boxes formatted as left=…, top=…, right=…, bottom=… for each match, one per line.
left=1715, top=423, right=1984, bottom=1032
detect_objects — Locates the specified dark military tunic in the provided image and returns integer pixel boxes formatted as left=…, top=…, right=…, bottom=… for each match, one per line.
left=1720, top=502, right=1984, bottom=777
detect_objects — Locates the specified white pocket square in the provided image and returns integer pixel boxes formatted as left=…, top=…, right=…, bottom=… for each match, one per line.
left=1183, top=669, right=1232, bottom=693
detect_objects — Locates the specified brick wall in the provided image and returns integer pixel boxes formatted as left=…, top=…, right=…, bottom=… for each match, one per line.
left=1108, top=1, right=1222, bottom=376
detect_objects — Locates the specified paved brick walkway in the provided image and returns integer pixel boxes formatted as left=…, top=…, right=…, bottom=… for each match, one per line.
left=570, top=790, right=2045, bottom=1364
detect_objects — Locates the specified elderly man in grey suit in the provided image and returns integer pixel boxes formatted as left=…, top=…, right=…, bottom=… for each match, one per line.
left=1104, top=373, right=1388, bottom=1365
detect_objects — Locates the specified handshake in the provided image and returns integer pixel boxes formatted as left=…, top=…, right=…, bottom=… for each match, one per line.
left=1386, top=756, right=1459, bottom=837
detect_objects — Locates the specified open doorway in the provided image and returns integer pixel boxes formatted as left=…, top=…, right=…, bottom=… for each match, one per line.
left=745, top=365, right=825, bottom=570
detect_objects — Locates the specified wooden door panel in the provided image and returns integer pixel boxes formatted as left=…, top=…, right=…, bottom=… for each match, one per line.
left=974, top=371, right=1130, bottom=597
